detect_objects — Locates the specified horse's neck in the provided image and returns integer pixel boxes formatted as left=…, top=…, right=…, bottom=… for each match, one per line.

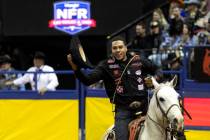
left=140, top=99, right=168, bottom=140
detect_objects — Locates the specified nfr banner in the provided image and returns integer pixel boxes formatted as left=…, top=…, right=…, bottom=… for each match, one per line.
left=49, top=1, right=96, bottom=35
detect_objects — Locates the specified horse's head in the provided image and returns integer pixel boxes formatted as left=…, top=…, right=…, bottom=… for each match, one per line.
left=150, top=76, right=184, bottom=133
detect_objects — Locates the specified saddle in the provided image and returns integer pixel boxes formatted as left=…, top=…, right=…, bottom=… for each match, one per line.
left=128, top=115, right=145, bottom=140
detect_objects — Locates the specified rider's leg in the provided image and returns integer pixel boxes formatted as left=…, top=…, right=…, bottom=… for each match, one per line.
left=115, top=107, right=134, bottom=140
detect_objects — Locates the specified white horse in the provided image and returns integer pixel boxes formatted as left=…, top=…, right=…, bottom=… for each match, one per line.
left=103, top=76, right=184, bottom=140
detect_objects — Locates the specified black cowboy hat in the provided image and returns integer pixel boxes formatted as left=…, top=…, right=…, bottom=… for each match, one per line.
left=34, top=51, right=46, bottom=60
left=69, top=36, right=94, bottom=69
left=0, top=55, right=12, bottom=65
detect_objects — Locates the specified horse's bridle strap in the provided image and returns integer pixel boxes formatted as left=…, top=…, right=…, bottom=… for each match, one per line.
left=147, top=114, right=166, bottom=131
left=155, top=87, right=181, bottom=120
left=165, top=104, right=180, bottom=117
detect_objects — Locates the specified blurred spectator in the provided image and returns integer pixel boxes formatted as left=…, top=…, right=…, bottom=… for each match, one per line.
left=129, top=22, right=150, bottom=57
left=0, top=55, right=25, bottom=90
left=152, top=8, right=169, bottom=31
left=189, top=18, right=210, bottom=79
left=184, top=0, right=203, bottom=18
left=193, top=17, right=210, bottom=45
left=147, top=20, right=169, bottom=66
left=148, top=20, right=165, bottom=50
left=169, top=0, right=185, bottom=20
left=163, top=23, right=194, bottom=70
left=5, top=51, right=59, bottom=95
left=172, top=23, right=194, bottom=49
left=184, top=0, right=204, bottom=33
left=200, top=0, right=209, bottom=15
left=169, top=5, right=184, bottom=36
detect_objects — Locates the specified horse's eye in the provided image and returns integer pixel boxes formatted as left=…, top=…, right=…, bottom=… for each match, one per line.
left=159, top=97, right=165, bottom=102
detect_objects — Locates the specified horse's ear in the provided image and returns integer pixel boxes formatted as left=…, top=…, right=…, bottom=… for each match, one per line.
left=151, top=77, right=160, bottom=89
left=169, top=75, right=177, bottom=87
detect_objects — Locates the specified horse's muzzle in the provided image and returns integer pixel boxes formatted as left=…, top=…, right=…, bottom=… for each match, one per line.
left=172, top=116, right=184, bottom=132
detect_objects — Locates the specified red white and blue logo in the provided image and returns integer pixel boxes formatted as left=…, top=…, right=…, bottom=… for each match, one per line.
left=49, top=1, right=96, bottom=35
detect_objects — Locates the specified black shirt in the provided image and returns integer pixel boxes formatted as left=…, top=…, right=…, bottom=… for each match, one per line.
left=74, top=54, right=160, bottom=106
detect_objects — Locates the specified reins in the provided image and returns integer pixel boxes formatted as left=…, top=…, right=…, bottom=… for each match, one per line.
left=180, top=104, right=192, bottom=120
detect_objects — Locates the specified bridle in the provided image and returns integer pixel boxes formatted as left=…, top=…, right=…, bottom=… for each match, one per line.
left=147, top=86, right=182, bottom=140
left=155, top=88, right=181, bottom=120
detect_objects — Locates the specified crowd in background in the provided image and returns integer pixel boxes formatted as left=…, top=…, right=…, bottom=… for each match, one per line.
left=129, top=0, right=210, bottom=71
left=0, top=52, right=59, bottom=93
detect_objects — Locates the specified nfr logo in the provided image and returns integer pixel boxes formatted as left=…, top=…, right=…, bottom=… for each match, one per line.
left=49, top=1, right=96, bottom=35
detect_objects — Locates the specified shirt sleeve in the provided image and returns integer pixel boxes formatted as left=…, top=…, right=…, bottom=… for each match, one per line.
left=13, top=72, right=30, bottom=86
left=74, top=61, right=105, bottom=86
left=46, top=68, right=59, bottom=91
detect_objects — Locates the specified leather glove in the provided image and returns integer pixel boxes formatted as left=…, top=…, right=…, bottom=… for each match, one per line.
left=144, top=77, right=153, bottom=88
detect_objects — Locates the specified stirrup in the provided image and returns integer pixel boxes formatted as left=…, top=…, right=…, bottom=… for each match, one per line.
left=135, top=111, right=142, bottom=116
left=107, top=133, right=115, bottom=140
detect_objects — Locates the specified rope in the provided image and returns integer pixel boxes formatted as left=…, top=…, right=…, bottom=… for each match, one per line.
left=111, top=55, right=138, bottom=113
